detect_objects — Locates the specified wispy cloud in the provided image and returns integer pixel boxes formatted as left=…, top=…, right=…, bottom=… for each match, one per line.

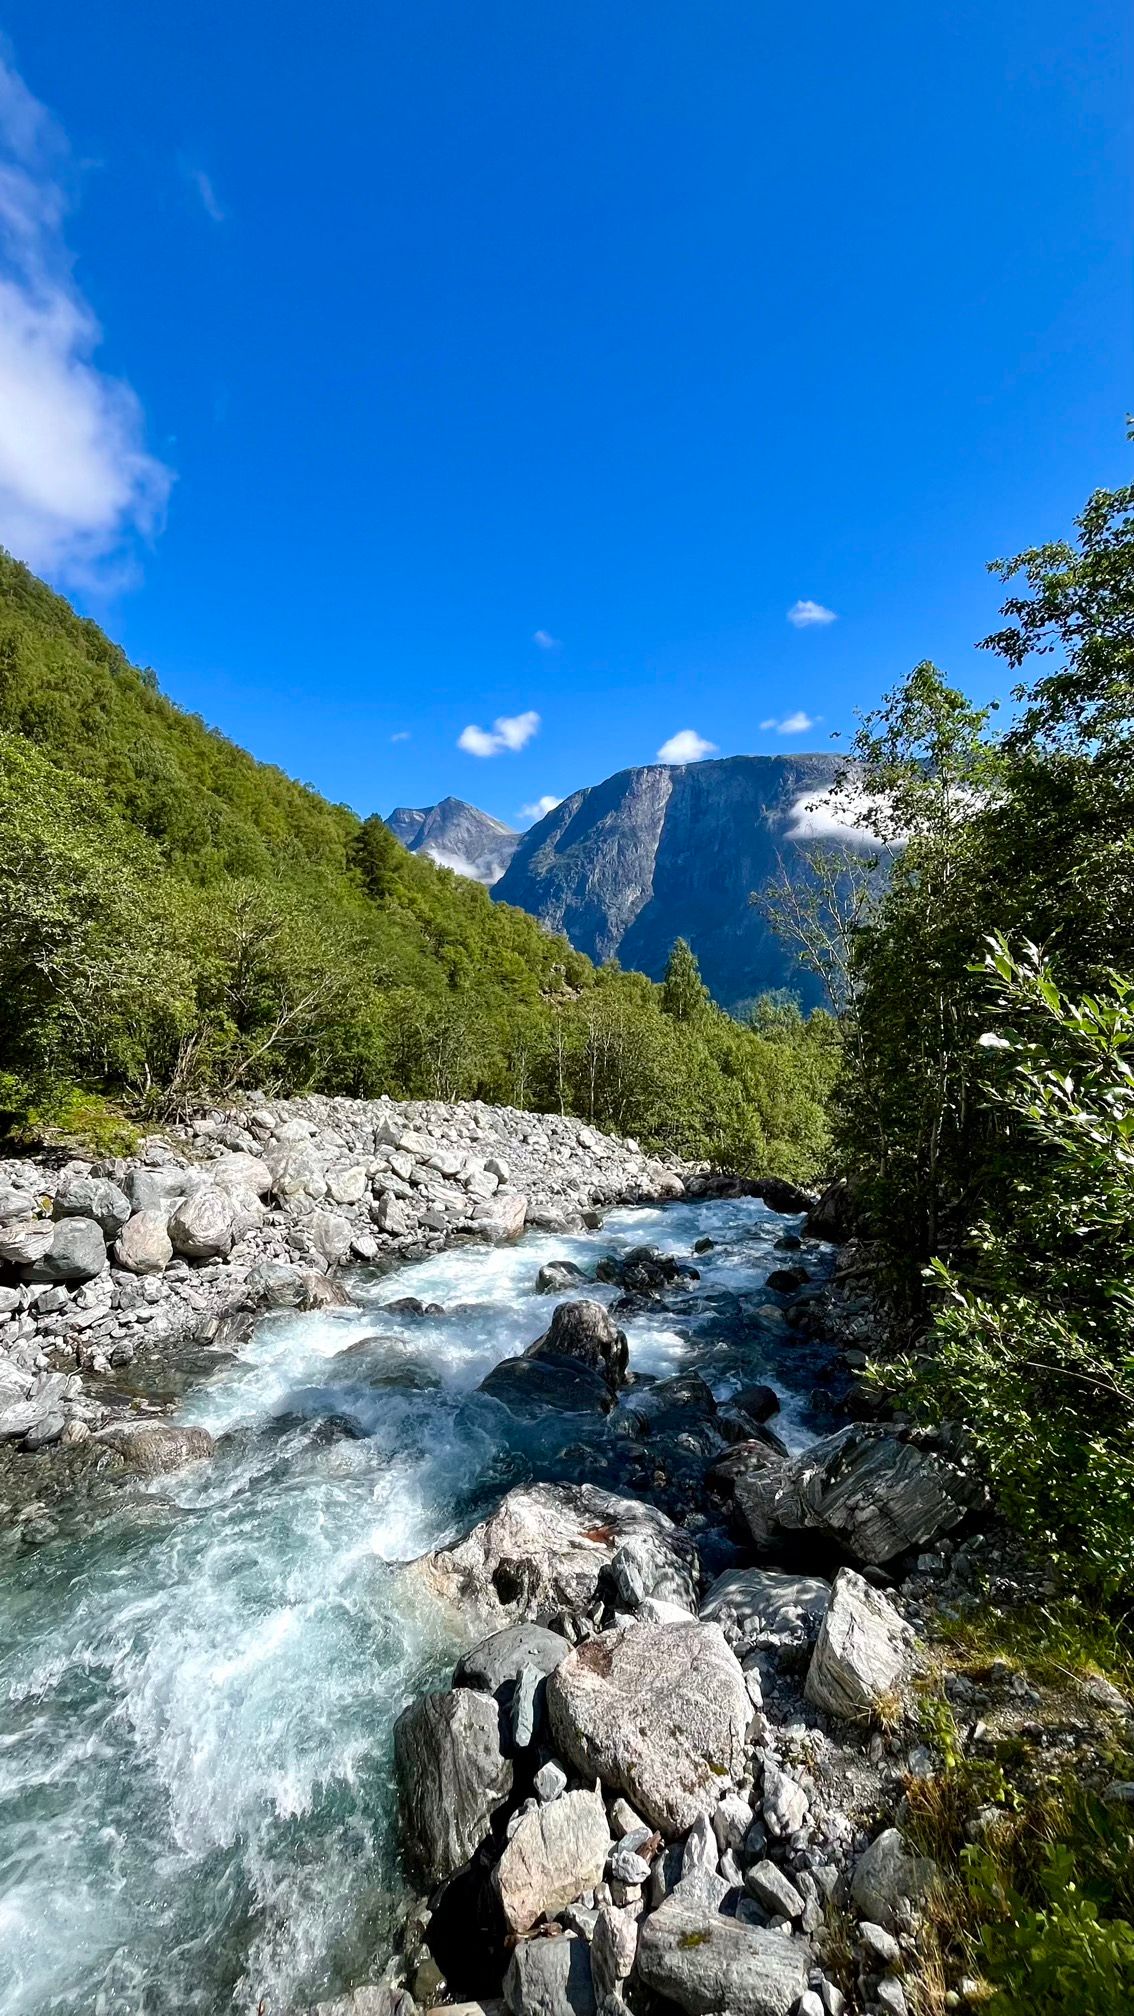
left=532, top=628, right=560, bottom=650
left=520, top=794, right=561, bottom=823
left=189, top=166, right=225, bottom=224
left=458, top=709, right=540, bottom=757
left=0, top=49, right=172, bottom=583
left=761, top=710, right=819, bottom=735
left=657, top=728, right=717, bottom=764
left=787, top=599, right=838, bottom=629
left=390, top=729, right=411, bottom=743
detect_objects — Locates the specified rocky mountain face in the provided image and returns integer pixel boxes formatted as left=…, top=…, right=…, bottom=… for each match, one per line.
left=386, top=796, right=521, bottom=884
left=493, top=754, right=851, bottom=1011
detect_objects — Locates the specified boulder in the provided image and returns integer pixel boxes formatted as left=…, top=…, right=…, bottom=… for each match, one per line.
left=266, top=1142, right=328, bottom=1205
left=372, top=1193, right=411, bottom=1236
left=0, top=1216, right=54, bottom=1268
left=730, top=1384, right=781, bottom=1426
left=850, top=1828, right=936, bottom=1930
left=209, top=1151, right=273, bottom=1197
left=503, top=1934, right=595, bottom=2016
left=304, top=1208, right=353, bottom=1266
left=462, top=1193, right=528, bottom=1244
left=526, top=1300, right=628, bottom=1391
left=394, top=1687, right=513, bottom=1883
left=114, top=1210, right=174, bottom=1275
left=52, top=1175, right=131, bottom=1236
left=547, top=1620, right=752, bottom=1835
left=454, top=1623, right=572, bottom=1701
left=125, top=1165, right=197, bottom=1215
left=494, top=1785, right=610, bottom=1933
left=535, top=1261, right=587, bottom=1294
left=591, top=1905, right=639, bottom=2000
left=30, top=1215, right=108, bottom=1283
left=735, top=1425, right=973, bottom=1566
left=804, top=1178, right=856, bottom=1243
left=805, top=1569, right=913, bottom=1722
left=408, top=1482, right=698, bottom=1631
left=94, top=1423, right=216, bottom=1474
left=326, top=1163, right=368, bottom=1205
left=167, top=1187, right=236, bottom=1261
left=479, top=1354, right=617, bottom=1418
left=310, top=1992, right=416, bottom=2016
left=635, top=1896, right=811, bottom=2016
left=700, top=1568, right=830, bottom=1658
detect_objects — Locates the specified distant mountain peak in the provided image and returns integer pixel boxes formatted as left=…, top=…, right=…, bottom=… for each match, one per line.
left=386, top=797, right=521, bottom=885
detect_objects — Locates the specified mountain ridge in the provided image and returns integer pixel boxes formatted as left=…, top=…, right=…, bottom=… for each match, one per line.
left=386, top=795, right=520, bottom=884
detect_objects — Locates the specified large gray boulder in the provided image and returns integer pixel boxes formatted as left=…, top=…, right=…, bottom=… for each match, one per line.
left=700, top=1568, right=830, bottom=1657
left=454, top=1623, right=571, bottom=1700
left=126, top=1165, right=197, bottom=1215
left=52, top=1174, right=131, bottom=1236
left=114, top=1210, right=174, bottom=1275
left=547, top=1620, right=752, bottom=1834
left=266, top=1141, right=328, bottom=1206
left=504, top=1934, right=595, bottom=2016
left=525, top=1300, right=628, bottom=1392
left=735, top=1424, right=974, bottom=1566
left=407, top=1482, right=698, bottom=1631
left=635, top=1895, right=811, bottom=2015
left=850, top=1827, right=937, bottom=1929
left=805, top=1569, right=913, bottom=1722
left=168, top=1187, right=236, bottom=1261
left=209, top=1150, right=273, bottom=1198
left=461, top=1193, right=528, bottom=1244
left=494, top=1785, right=610, bottom=1934
left=31, top=1215, right=108, bottom=1282
left=393, top=1687, right=513, bottom=1883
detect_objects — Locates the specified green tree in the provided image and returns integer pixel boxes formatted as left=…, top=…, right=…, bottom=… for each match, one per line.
left=661, top=938, right=711, bottom=1021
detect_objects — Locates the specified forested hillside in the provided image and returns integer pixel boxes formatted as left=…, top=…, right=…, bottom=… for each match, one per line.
left=0, top=552, right=835, bottom=1174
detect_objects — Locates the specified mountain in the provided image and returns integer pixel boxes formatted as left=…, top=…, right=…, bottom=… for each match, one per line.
left=386, top=797, right=521, bottom=884
left=493, top=753, right=853, bottom=1011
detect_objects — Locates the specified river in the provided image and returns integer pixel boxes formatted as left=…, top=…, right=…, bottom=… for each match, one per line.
left=0, top=1193, right=828, bottom=2016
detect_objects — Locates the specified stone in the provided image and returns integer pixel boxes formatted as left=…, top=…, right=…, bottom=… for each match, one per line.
left=761, top=1761, right=808, bottom=1839
left=266, top=1142, right=328, bottom=1204
left=31, top=1216, right=108, bottom=1283
left=850, top=1829, right=936, bottom=1930
left=304, top=1208, right=353, bottom=1266
left=700, top=1568, right=831, bottom=1657
left=745, top=1861, right=806, bottom=1919
left=512, top=1665, right=543, bottom=1750
left=326, top=1163, right=368, bottom=1205
left=394, top=1688, right=513, bottom=1883
left=535, top=1261, right=587, bottom=1294
left=0, top=1216, right=55, bottom=1268
left=735, top=1425, right=974, bottom=1567
left=547, top=1620, right=752, bottom=1835
left=454, top=1623, right=572, bottom=1700
left=310, top=1992, right=416, bottom=2016
left=410, top=1482, right=698, bottom=1631
left=682, top=1812, right=719, bottom=1879
left=208, top=1151, right=273, bottom=1198
left=859, top=1921, right=901, bottom=1966
left=113, top=1210, right=174, bottom=1275
left=636, top=1895, right=811, bottom=2016
left=372, top=1193, right=410, bottom=1236
left=462, top=1192, right=528, bottom=1243
left=167, top=1187, right=236, bottom=1261
left=805, top=1569, right=913, bottom=1722
left=503, top=1934, right=595, bottom=2016
left=525, top=1300, right=628, bottom=1391
left=608, top=1846, right=652, bottom=1885
left=494, top=1785, right=610, bottom=1933
left=480, top=1353, right=618, bottom=1418
left=52, top=1175, right=131, bottom=1235
left=535, top=1760, right=568, bottom=1802
left=713, top=1791, right=754, bottom=1855
left=592, top=1904, right=638, bottom=1998
left=730, top=1383, right=781, bottom=1425
left=94, top=1422, right=216, bottom=1473
left=125, top=1166, right=197, bottom=1215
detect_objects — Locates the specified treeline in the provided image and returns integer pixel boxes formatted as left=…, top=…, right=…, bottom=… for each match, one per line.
left=0, top=552, right=835, bottom=1176
left=786, top=451, right=1134, bottom=1604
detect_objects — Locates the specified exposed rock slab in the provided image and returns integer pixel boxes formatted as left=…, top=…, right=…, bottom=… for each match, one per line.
left=547, top=1620, right=752, bottom=1834
left=735, top=1424, right=973, bottom=1566
left=635, top=1894, right=811, bottom=2016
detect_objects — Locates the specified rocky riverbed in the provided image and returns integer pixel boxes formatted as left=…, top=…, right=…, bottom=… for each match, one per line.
left=0, top=1099, right=1071, bottom=2016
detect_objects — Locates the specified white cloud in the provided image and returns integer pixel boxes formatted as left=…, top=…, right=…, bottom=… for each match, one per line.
left=532, top=628, right=560, bottom=649
left=656, top=728, right=718, bottom=764
left=785, top=786, right=896, bottom=852
left=520, top=794, right=561, bottom=823
left=390, top=729, right=411, bottom=743
left=787, top=599, right=838, bottom=629
left=189, top=167, right=225, bottom=224
left=0, top=50, right=173, bottom=583
left=458, top=709, right=540, bottom=757
left=761, top=711, right=819, bottom=735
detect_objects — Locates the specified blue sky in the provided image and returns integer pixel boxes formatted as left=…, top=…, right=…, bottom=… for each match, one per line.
left=0, top=1, right=1129, bottom=828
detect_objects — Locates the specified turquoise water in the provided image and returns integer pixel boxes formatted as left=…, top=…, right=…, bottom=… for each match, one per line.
left=0, top=1197, right=811, bottom=2015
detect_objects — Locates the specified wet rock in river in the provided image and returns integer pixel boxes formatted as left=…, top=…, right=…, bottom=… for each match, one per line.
left=535, top=1260, right=588, bottom=1294
left=394, top=1687, right=514, bottom=1884
left=526, top=1299, right=628, bottom=1391
left=93, top=1421, right=216, bottom=1474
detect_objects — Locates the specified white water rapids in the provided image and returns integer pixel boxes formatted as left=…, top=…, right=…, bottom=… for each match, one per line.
left=0, top=1195, right=818, bottom=2015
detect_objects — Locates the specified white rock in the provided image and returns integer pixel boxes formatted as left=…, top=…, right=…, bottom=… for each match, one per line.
left=805, top=1569, right=913, bottom=1723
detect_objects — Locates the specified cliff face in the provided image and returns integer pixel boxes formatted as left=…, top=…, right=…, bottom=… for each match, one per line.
left=493, top=754, right=848, bottom=1010
left=386, top=797, right=521, bottom=884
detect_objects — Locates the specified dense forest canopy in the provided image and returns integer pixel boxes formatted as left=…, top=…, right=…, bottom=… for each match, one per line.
left=0, top=549, right=835, bottom=1175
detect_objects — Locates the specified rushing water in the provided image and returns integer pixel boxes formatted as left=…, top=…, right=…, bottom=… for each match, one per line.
left=0, top=1195, right=827, bottom=2016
